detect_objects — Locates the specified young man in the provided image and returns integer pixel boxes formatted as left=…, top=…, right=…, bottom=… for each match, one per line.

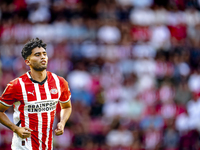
left=0, top=38, right=72, bottom=150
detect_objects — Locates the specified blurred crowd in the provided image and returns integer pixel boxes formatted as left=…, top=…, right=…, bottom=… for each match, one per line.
left=1, top=0, right=200, bottom=149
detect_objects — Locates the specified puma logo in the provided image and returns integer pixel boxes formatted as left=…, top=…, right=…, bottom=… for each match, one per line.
left=27, top=91, right=34, bottom=96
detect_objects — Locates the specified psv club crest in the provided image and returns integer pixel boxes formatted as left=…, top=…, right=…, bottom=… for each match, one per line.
left=50, top=88, right=58, bottom=94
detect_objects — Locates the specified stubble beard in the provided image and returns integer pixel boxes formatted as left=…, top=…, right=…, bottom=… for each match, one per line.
left=32, top=64, right=47, bottom=71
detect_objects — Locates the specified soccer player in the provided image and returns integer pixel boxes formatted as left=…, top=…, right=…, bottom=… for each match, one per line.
left=0, top=38, right=72, bottom=150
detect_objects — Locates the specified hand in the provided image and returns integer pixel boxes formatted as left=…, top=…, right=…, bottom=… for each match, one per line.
left=54, top=122, right=64, bottom=136
left=15, top=127, right=32, bottom=139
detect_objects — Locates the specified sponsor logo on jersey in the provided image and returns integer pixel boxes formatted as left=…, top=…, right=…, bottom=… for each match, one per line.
left=27, top=91, right=34, bottom=96
left=50, top=88, right=58, bottom=94
left=27, top=101, right=58, bottom=113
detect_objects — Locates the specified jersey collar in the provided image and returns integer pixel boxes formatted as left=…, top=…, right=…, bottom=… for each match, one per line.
left=26, top=71, right=47, bottom=85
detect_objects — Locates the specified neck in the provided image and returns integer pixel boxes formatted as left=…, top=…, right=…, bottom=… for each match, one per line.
left=29, top=69, right=47, bottom=82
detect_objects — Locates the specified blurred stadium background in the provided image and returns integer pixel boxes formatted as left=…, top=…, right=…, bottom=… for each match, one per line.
left=1, top=0, right=200, bottom=149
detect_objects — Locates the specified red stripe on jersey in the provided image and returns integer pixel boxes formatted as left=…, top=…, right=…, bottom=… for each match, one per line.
left=39, top=84, right=47, bottom=100
left=19, top=102, right=25, bottom=127
left=25, top=83, right=37, bottom=102
left=48, top=110, right=55, bottom=150
left=42, top=112, right=48, bottom=150
left=47, top=73, right=58, bottom=99
left=29, top=113, right=39, bottom=150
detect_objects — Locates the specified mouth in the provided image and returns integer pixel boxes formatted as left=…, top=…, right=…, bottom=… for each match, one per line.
left=41, top=61, right=46, bottom=65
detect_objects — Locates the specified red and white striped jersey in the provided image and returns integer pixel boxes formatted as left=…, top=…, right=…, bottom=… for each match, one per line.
left=0, top=71, right=71, bottom=150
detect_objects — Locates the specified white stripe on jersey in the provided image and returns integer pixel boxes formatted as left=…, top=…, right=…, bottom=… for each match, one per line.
left=51, top=73, right=61, bottom=98
left=51, top=111, right=56, bottom=150
left=34, top=83, right=42, bottom=150
left=44, top=81, right=51, bottom=150
left=19, top=78, right=32, bottom=150
left=0, top=100, right=12, bottom=107
left=46, top=112, right=51, bottom=150
left=26, top=72, right=31, bottom=78
left=19, top=77, right=28, bottom=122
left=34, top=83, right=41, bottom=102
left=13, top=101, right=21, bottom=124
left=44, top=81, right=51, bottom=100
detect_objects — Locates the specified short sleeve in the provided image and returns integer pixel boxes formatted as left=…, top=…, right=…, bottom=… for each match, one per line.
left=0, top=82, right=16, bottom=106
left=59, top=77, right=71, bottom=103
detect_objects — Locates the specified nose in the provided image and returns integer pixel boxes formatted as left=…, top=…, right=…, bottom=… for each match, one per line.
left=41, top=54, right=46, bottom=59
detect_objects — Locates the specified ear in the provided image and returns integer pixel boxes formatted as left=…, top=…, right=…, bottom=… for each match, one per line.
left=25, top=59, right=30, bottom=66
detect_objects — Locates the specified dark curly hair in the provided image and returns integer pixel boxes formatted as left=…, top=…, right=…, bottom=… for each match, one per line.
left=21, top=38, right=47, bottom=60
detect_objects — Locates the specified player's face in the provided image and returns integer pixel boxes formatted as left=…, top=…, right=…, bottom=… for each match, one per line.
left=26, top=47, right=48, bottom=71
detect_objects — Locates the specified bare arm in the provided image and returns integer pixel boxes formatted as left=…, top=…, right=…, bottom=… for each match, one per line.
left=0, top=103, right=19, bottom=132
left=55, top=100, right=72, bottom=136
left=0, top=103, right=32, bottom=139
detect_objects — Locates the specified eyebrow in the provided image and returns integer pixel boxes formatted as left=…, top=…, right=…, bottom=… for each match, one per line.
left=34, top=51, right=47, bottom=55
